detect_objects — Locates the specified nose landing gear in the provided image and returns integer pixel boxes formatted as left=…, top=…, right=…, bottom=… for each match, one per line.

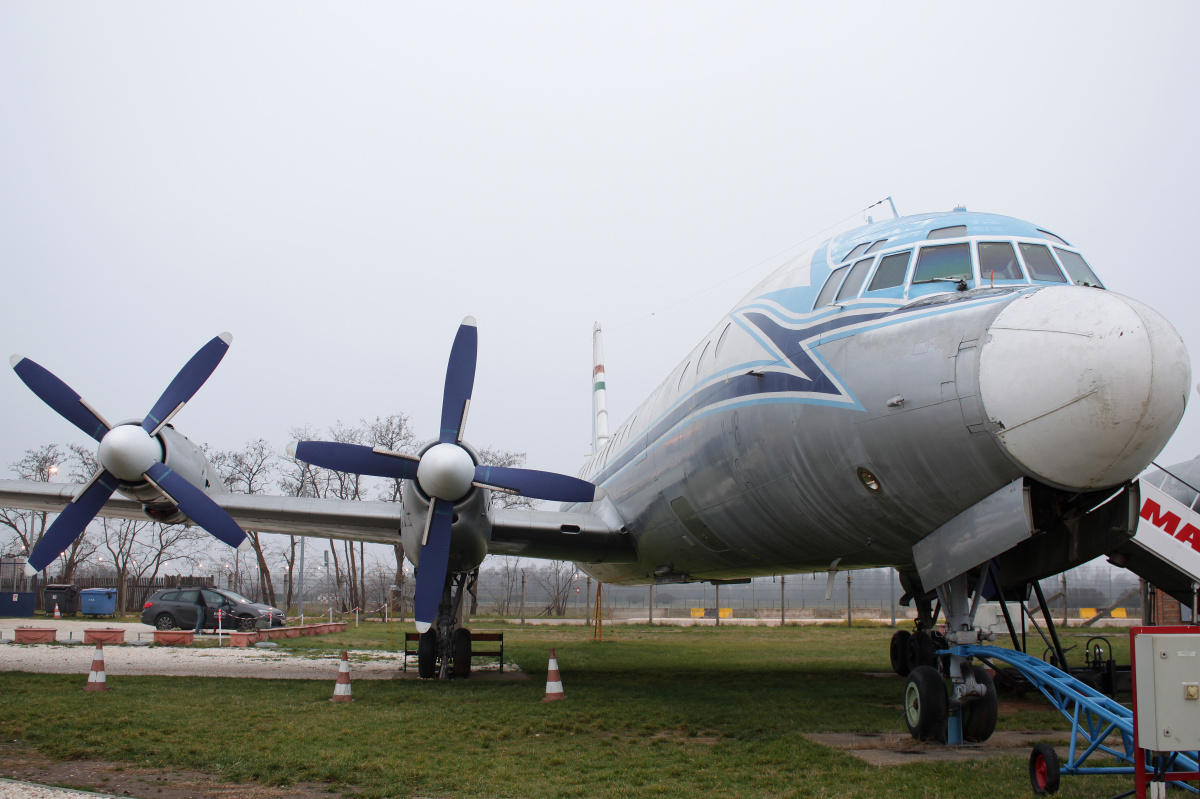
left=415, top=568, right=478, bottom=679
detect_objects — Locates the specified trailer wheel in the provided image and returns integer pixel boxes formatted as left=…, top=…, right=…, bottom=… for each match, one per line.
left=890, top=630, right=912, bottom=676
left=1029, top=743, right=1060, bottom=795
left=904, top=665, right=947, bottom=742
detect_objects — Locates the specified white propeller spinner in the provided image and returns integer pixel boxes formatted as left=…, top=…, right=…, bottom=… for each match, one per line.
left=96, top=424, right=163, bottom=482
left=416, top=443, right=475, bottom=501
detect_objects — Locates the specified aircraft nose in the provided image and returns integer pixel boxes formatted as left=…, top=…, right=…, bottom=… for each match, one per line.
left=978, top=286, right=1190, bottom=491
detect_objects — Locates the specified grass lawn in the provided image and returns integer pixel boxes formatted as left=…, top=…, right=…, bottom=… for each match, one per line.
left=0, top=623, right=1138, bottom=798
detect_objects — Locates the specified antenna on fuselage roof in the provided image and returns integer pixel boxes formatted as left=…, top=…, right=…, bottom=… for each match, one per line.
left=591, top=322, right=610, bottom=456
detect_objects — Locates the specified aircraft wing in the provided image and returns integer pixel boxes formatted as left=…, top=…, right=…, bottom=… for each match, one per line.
left=488, top=507, right=638, bottom=563
left=0, top=480, right=637, bottom=561
left=0, top=479, right=405, bottom=544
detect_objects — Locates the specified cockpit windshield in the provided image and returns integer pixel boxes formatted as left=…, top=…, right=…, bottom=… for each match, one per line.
left=1054, top=248, right=1104, bottom=288
left=912, top=243, right=972, bottom=285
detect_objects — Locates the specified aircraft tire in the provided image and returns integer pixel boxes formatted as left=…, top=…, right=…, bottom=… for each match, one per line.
left=890, top=630, right=912, bottom=676
left=962, top=665, right=999, bottom=743
left=907, top=630, right=936, bottom=670
left=904, top=665, right=947, bottom=743
left=452, top=628, right=472, bottom=679
left=417, top=629, right=437, bottom=678
left=1029, top=743, right=1061, bottom=795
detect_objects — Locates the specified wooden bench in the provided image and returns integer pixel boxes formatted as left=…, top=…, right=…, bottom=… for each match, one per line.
left=403, top=630, right=504, bottom=672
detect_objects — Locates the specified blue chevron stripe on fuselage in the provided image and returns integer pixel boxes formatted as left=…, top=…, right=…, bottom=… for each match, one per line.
left=586, top=289, right=1023, bottom=488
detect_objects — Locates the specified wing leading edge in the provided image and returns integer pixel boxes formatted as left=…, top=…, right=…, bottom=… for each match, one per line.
left=0, top=480, right=636, bottom=561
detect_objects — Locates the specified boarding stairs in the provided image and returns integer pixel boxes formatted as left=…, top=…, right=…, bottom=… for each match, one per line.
left=1111, top=478, right=1200, bottom=610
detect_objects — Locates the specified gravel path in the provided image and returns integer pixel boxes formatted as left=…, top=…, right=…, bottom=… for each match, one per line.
left=0, top=777, right=122, bottom=798
left=0, top=621, right=403, bottom=680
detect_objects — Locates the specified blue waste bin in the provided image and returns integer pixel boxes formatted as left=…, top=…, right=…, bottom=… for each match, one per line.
left=80, top=588, right=117, bottom=617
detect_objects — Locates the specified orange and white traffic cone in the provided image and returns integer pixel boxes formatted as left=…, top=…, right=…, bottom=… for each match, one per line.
left=84, top=643, right=109, bottom=692
left=53, top=602, right=61, bottom=620
left=330, top=650, right=354, bottom=702
left=541, top=648, right=566, bottom=702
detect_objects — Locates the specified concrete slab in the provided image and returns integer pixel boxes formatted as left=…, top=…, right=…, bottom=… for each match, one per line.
left=803, top=730, right=1073, bottom=767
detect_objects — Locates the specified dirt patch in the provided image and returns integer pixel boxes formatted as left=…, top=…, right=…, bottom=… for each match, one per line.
left=0, top=743, right=355, bottom=799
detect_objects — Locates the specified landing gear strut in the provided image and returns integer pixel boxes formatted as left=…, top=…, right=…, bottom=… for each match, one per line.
left=897, top=568, right=1000, bottom=744
left=417, top=568, right=478, bottom=679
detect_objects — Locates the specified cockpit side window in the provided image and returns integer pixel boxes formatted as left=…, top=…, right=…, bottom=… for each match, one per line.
left=864, top=239, right=888, bottom=254
left=927, top=225, right=967, bottom=240
left=841, top=242, right=871, bottom=262
left=1018, top=243, right=1067, bottom=283
left=977, top=242, right=1024, bottom=281
left=813, top=265, right=849, bottom=309
left=1053, top=248, right=1104, bottom=288
left=866, top=250, right=911, bottom=292
left=912, top=243, right=973, bottom=285
left=835, top=257, right=874, bottom=302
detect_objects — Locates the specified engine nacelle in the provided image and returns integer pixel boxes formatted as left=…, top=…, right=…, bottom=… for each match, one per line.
left=400, top=439, right=492, bottom=574
left=113, top=423, right=223, bottom=524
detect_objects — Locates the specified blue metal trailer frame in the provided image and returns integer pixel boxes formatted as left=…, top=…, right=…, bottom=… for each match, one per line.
left=946, top=643, right=1198, bottom=794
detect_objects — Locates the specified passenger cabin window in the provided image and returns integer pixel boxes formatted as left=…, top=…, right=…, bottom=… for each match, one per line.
left=841, top=242, right=871, bottom=262
left=927, top=225, right=967, bottom=240
left=813, top=265, right=850, bottom=308
left=1019, top=243, right=1067, bottom=282
left=867, top=250, right=911, bottom=291
left=864, top=239, right=888, bottom=254
left=977, top=242, right=1024, bottom=281
left=1054, top=248, right=1104, bottom=287
left=835, top=257, right=874, bottom=302
left=912, top=243, right=973, bottom=285
left=715, top=323, right=732, bottom=357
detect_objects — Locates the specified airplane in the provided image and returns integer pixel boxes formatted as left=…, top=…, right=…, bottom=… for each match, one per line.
left=0, top=207, right=1191, bottom=745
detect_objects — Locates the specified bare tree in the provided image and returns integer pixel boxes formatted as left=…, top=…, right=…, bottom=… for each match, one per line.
left=366, top=413, right=417, bottom=611
left=534, top=560, right=576, bottom=617
left=210, top=439, right=279, bottom=606
left=486, top=556, right=525, bottom=616
left=0, top=445, right=61, bottom=559
left=94, top=517, right=205, bottom=612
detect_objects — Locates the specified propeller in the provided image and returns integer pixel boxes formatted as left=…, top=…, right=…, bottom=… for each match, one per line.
left=11, top=333, right=249, bottom=575
left=291, top=316, right=602, bottom=633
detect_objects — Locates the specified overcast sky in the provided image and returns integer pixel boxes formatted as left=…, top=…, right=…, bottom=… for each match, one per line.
left=3, top=3, right=1199, bottom=489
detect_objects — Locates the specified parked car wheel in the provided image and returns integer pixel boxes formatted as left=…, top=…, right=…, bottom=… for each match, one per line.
left=154, top=613, right=176, bottom=630
left=236, top=616, right=256, bottom=632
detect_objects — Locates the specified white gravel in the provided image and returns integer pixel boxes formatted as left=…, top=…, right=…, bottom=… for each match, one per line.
left=0, top=621, right=403, bottom=680
left=0, top=777, right=121, bottom=798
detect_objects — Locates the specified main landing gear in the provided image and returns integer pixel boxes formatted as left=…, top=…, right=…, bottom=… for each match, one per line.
left=891, top=569, right=1000, bottom=744
left=416, top=569, right=478, bottom=680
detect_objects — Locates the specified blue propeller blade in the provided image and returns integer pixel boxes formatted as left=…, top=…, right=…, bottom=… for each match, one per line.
left=439, top=317, right=478, bottom=444
left=474, top=465, right=601, bottom=503
left=145, top=462, right=247, bottom=550
left=10, top=356, right=110, bottom=442
left=292, top=441, right=420, bottom=480
left=27, top=470, right=120, bottom=572
left=413, top=498, right=454, bottom=632
left=142, top=333, right=232, bottom=434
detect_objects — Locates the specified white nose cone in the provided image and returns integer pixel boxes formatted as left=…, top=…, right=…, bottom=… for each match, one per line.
left=97, top=424, right=163, bottom=482
left=979, top=287, right=1190, bottom=491
left=416, top=443, right=475, bottom=501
